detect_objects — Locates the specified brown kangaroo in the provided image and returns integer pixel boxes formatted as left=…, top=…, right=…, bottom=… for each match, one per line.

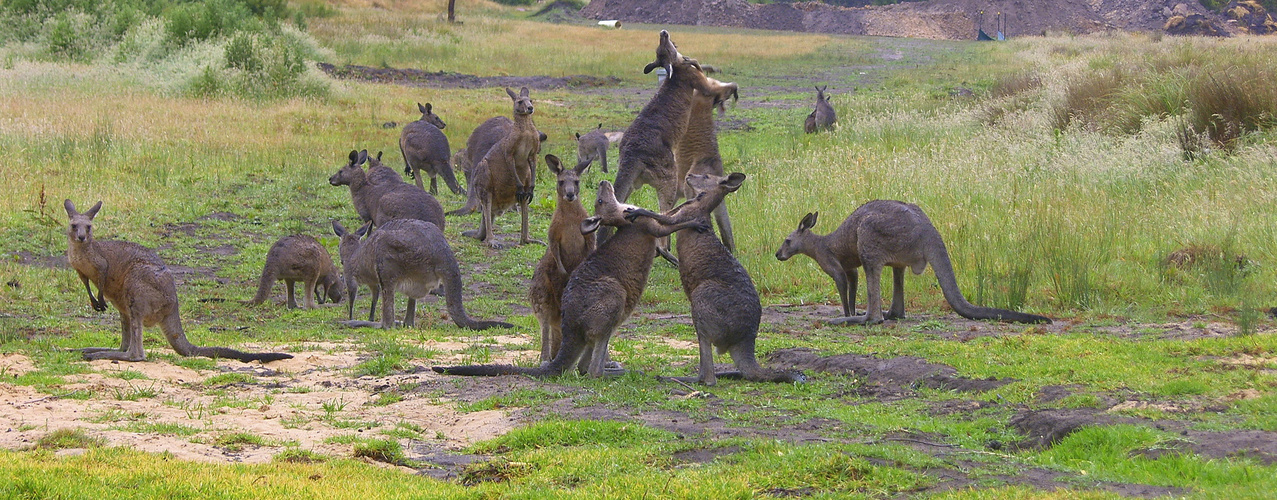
left=804, top=85, right=836, bottom=133
left=64, top=200, right=292, bottom=363
left=453, top=120, right=548, bottom=216
left=399, top=102, right=463, bottom=196
left=245, top=235, right=342, bottom=309
left=329, top=149, right=446, bottom=231
left=606, top=30, right=718, bottom=265
left=575, top=123, right=610, bottom=173
left=448, top=87, right=542, bottom=248
left=528, top=154, right=596, bottom=362
left=626, top=173, right=805, bottom=386
left=432, top=180, right=709, bottom=378
left=673, top=76, right=739, bottom=253
left=333, top=219, right=512, bottom=331
left=774, top=201, right=1051, bottom=325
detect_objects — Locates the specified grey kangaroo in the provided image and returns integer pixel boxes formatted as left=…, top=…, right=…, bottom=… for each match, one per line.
left=333, top=219, right=512, bottom=331
left=774, top=201, right=1051, bottom=325
left=448, top=87, right=542, bottom=248
left=329, top=149, right=446, bottom=231
left=245, top=235, right=342, bottom=309
left=673, top=76, right=739, bottom=253
left=575, top=123, right=609, bottom=173
left=628, top=173, right=805, bottom=386
left=606, top=30, right=718, bottom=265
left=432, top=180, right=708, bottom=378
left=804, top=85, right=836, bottom=133
left=64, top=200, right=292, bottom=363
left=453, top=121, right=547, bottom=208
left=528, top=154, right=595, bottom=362
left=399, top=102, right=463, bottom=196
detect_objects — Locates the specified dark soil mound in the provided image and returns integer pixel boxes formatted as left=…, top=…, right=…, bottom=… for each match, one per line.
left=1010, top=408, right=1277, bottom=464
left=764, top=347, right=1014, bottom=396
left=317, top=63, right=622, bottom=90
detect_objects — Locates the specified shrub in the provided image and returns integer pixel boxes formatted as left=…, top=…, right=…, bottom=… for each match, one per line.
left=1185, top=66, right=1277, bottom=148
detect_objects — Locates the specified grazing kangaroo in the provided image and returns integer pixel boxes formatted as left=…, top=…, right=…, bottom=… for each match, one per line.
left=528, top=154, right=596, bottom=362
left=628, top=173, right=805, bottom=386
left=433, top=180, right=708, bottom=378
left=329, top=149, right=446, bottom=231
left=673, top=76, right=739, bottom=253
left=804, top=85, right=836, bottom=133
left=606, top=30, right=718, bottom=266
left=449, top=87, right=542, bottom=248
left=333, top=219, right=512, bottom=331
left=245, top=235, right=342, bottom=309
left=399, top=102, right=463, bottom=196
left=774, top=202, right=1052, bottom=325
left=64, top=200, right=292, bottom=363
left=575, top=123, right=610, bottom=173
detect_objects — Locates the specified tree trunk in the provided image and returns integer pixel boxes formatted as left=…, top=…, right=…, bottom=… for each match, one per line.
left=447, top=0, right=456, bottom=22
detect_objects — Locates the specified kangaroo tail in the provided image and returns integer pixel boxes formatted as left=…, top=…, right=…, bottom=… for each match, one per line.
left=446, top=181, right=480, bottom=216
left=926, top=240, right=1051, bottom=324
left=431, top=364, right=540, bottom=376
left=729, top=343, right=807, bottom=383
left=190, top=346, right=293, bottom=363
left=438, top=252, right=514, bottom=331
left=440, top=158, right=464, bottom=196
left=246, top=265, right=276, bottom=305
left=434, top=326, right=585, bottom=377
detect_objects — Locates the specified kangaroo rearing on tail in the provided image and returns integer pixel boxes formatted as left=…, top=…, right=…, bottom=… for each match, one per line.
left=673, top=76, right=739, bottom=253
left=64, top=200, right=292, bottom=363
left=804, top=85, right=836, bottom=133
left=400, top=102, right=463, bottom=196
left=433, top=180, right=709, bottom=378
left=774, top=201, right=1051, bottom=325
left=528, top=154, right=595, bottom=362
left=627, top=173, right=805, bottom=386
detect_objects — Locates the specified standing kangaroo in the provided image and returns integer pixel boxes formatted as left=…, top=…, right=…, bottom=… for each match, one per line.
left=673, top=76, right=739, bottom=253
left=575, top=123, right=610, bottom=173
left=333, top=219, right=512, bottom=331
left=528, top=154, right=595, bottom=362
left=774, top=202, right=1051, bottom=325
left=804, top=85, right=836, bottom=133
left=399, top=102, right=463, bottom=196
left=64, top=200, right=292, bottom=363
left=329, top=149, right=446, bottom=231
left=606, top=30, right=718, bottom=265
left=245, top=235, right=342, bottom=309
left=448, top=87, right=542, bottom=248
left=628, top=173, right=805, bottom=386
left=433, top=180, right=708, bottom=378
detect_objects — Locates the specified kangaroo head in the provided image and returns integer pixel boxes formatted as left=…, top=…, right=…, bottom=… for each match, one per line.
left=417, top=102, right=445, bottom=129
left=685, top=172, right=746, bottom=199
left=64, top=199, right=103, bottom=244
left=815, top=85, right=829, bottom=103
left=583, top=180, right=642, bottom=234
left=317, top=272, right=344, bottom=305
left=775, top=211, right=820, bottom=261
left=329, top=149, right=369, bottom=187
left=506, top=87, right=534, bottom=116
left=645, top=30, right=700, bottom=77
left=546, top=154, right=590, bottom=203
left=332, top=219, right=372, bottom=268
left=697, top=77, right=739, bottom=114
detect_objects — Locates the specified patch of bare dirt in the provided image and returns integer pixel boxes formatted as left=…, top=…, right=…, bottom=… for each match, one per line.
left=317, top=63, right=622, bottom=91
left=764, top=347, right=1015, bottom=397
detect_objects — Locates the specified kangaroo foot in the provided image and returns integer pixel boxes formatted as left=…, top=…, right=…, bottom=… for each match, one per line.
left=520, top=238, right=546, bottom=246
left=80, top=349, right=146, bottom=362
left=826, top=314, right=882, bottom=326
left=656, top=247, right=680, bottom=267
left=339, top=320, right=382, bottom=329
left=883, top=310, right=905, bottom=320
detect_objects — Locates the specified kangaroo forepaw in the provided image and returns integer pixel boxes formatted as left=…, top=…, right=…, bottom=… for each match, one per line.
left=693, top=222, right=712, bottom=233
left=623, top=207, right=659, bottom=221
left=521, top=238, right=546, bottom=246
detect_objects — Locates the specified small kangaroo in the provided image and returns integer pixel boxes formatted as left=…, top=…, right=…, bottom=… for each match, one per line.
left=628, top=173, right=805, bottom=386
left=608, top=30, right=718, bottom=265
left=774, top=201, right=1052, bottom=325
left=245, top=235, right=342, bottom=309
left=64, top=200, right=292, bottom=363
left=804, top=85, right=836, bottom=133
left=333, top=219, right=512, bottom=331
left=399, top=102, right=463, bottom=196
left=673, top=76, right=739, bottom=253
left=329, top=149, right=446, bottom=231
left=433, top=180, right=708, bottom=378
left=574, top=123, right=610, bottom=173
left=528, top=154, right=596, bottom=362
left=449, top=87, right=542, bottom=248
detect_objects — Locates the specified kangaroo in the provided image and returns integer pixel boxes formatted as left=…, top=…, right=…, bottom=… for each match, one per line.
left=774, top=202, right=1052, bottom=325
left=432, top=180, right=709, bottom=378
left=528, top=154, right=596, bottom=362
left=333, top=219, right=512, bottom=331
left=399, top=102, right=463, bottom=196
left=245, top=235, right=342, bottom=309
left=452, top=120, right=547, bottom=216
left=628, top=173, right=805, bottom=386
left=804, top=85, right=836, bottom=133
left=449, top=87, right=542, bottom=248
left=64, top=200, right=292, bottom=363
left=575, top=123, right=610, bottom=173
left=673, top=76, right=739, bottom=253
left=607, top=30, right=718, bottom=265
left=329, top=149, right=446, bottom=231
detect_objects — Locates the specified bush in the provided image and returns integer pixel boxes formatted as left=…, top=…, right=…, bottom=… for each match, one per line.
left=1185, top=66, right=1277, bottom=148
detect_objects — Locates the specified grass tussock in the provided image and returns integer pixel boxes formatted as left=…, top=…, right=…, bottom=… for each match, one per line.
left=26, top=428, right=106, bottom=450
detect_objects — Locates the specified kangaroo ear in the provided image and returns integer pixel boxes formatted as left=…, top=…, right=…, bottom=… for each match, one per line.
left=506, top=87, right=517, bottom=100
left=424, top=103, right=432, bottom=113
left=799, top=212, right=818, bottom=231
left=356, top=222, right=372, bottom=238
left=545, top=154, right=562, bottom=174
left=348, top=150, right=359, bottom=163
left=721, top=173, right=746, bottom=191
left=84, top=201, right=102, bottom=219
left=357, top=150, right=368, bottom=165
left=520, top=87, right=530, bottom=97
left=643, top=61, right=661, bottom=74
left=332, top=220, right=347, bottom=237
left=539, top=131, right=548, bottom=142
left=376, top=151, right=383, bottom=161
left=581, top=217, right=602, bottom=235
left=575, top=132, right=581, bottom=140
left=64, top=199, right=78, bottom=217
left=418, top=102, right=426, bottom=114
left=574, top=158, right=592, bottom=175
